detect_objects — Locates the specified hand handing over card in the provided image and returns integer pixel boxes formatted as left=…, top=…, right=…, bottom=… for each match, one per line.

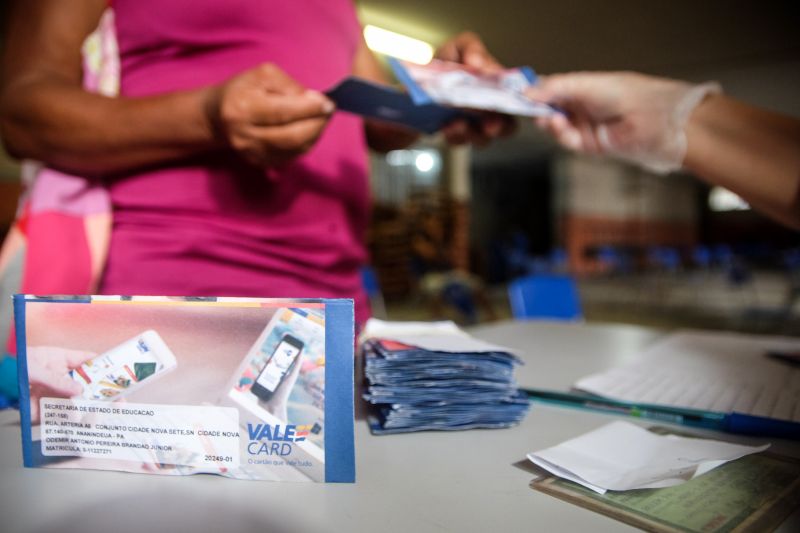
left=327, top=31, right=555, bottom=140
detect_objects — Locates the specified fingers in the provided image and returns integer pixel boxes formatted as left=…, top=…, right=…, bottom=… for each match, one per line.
left=61, top=348, right=98, bottom=368
left=213, top=63, right=336, bottom=167
left=551, top=116, right=583, bottom=151
left=482, top=113, right=517, bottom=138
left=526, top=74, right=575, bottom=104
left=537, top=113, right=584, bottom=151
left=26, top=346, right=90, bottom=395
left=436, top=31, right=503, bottom=74
left=252, top=63, right=305, bottom=96
left=29, top=377, right=83, bottom=425
left=32, top=366, right=83, bottom=397
left=528, top=72, right=629, bottom=153
left=527, top=72, right=633, bottom=124
left=248, top=91, right=334, bottom=127
left=443, top=113, right=516, bottom=147
left=442, top=120, right=471, bottom=145
left=527, top=73, right=604, bottom=104
left=442, top=119, right=492, bottom=147
left=249, top=63, right=335, bottom=122
left=234, top=116, right=329, bottom=166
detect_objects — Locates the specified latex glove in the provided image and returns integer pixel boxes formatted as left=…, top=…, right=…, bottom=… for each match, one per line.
left=527, top=72, right=721, bottom=173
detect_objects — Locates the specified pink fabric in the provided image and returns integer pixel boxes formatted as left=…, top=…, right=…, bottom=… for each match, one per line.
left=23, top=212, right=94, bottom=293
left=105, top=0, right=371, bottom=323
left=28, top=168, right=111, bottom=216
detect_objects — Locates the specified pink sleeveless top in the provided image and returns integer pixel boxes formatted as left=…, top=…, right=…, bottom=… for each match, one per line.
left=103, top=0, right=371, bottom=324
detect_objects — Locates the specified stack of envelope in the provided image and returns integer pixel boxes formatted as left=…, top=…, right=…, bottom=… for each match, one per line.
left=360, top=320, right=530, bottom=434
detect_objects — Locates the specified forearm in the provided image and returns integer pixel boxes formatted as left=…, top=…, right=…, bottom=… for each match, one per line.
left=684, top=94, right=800, bottom=228
left=1, top=75, right=219, bottom=176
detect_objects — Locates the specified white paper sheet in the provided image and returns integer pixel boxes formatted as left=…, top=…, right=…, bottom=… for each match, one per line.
left=360, top=318, right=518, bottom=354
left=527, top=421, right=769, bottom=494
left=575, top=331, right=800, bottom=422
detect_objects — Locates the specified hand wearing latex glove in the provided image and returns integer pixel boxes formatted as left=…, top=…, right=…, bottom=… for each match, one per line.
left=436, top=32, right=517, bottom=146
left=527, top=72, right=720, bottom=173
left=527, top=71, right=800, bottom=229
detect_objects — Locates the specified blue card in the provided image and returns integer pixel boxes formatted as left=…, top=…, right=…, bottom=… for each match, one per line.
left=325, top=77, right=466, bottom=134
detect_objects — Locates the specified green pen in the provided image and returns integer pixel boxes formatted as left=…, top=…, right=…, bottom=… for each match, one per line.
left=523, top=388, right=728, bottom=431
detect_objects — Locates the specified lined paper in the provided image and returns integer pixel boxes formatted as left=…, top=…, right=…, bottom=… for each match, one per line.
left=575, top=331, right=800, bottom=422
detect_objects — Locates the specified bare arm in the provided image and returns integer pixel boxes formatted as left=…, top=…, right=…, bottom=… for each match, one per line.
left=684, top=94, right=800, bottom=229
left=0, top=0, right=217, bottom=175
left=0, top=0, right=333, bottom=177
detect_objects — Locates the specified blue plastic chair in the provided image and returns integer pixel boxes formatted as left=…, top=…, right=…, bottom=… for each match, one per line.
left=508, top=274, right=583, bottom=321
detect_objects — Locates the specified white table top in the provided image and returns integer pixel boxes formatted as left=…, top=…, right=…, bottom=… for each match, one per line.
left=1, top=320, right=798, bottom=533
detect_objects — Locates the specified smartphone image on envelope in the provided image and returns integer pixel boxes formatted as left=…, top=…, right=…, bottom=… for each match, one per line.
left=69, top=330, right=177, bottom=400
left=251, top=334, right=304, bottom=402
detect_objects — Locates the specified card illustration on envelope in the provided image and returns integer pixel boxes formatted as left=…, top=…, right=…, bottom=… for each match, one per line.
left=14, top=295, right=355, bottom=483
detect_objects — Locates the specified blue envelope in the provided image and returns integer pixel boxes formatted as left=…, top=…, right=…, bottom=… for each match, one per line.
left=325, top=77, right=466, bottom=134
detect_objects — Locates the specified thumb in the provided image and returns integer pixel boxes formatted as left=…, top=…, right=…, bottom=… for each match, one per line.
left=37, top=368, right=83, bottom=398
left=251, top=90, right=334, bottom=126
left=63, top=349, right=99, bottom=368
left=525, top=76, right=553, bottom=102
left=526, top=74, right=583, bottom=104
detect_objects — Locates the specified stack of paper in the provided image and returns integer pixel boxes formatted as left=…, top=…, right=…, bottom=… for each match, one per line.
left=361, top=320, right=529, bottom=434
left=528, top=421, right=769, bottom=494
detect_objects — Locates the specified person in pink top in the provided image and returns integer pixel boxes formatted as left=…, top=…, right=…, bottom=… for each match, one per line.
left=0, top=1, right=511, bottom=327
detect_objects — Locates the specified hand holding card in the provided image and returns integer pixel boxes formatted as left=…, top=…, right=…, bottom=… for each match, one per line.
left=327, top=28, right=552, bottom=136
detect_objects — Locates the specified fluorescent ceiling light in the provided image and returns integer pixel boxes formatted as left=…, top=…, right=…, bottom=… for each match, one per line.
left=363, top=25, right=433, bottom=65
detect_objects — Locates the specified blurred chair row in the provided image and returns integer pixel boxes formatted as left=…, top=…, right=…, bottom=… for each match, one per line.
left=364, top=242, right=800, bottom=325
left=595, top=244, right=800, bottom=275
left=509, top=243, right=800, bottom=278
